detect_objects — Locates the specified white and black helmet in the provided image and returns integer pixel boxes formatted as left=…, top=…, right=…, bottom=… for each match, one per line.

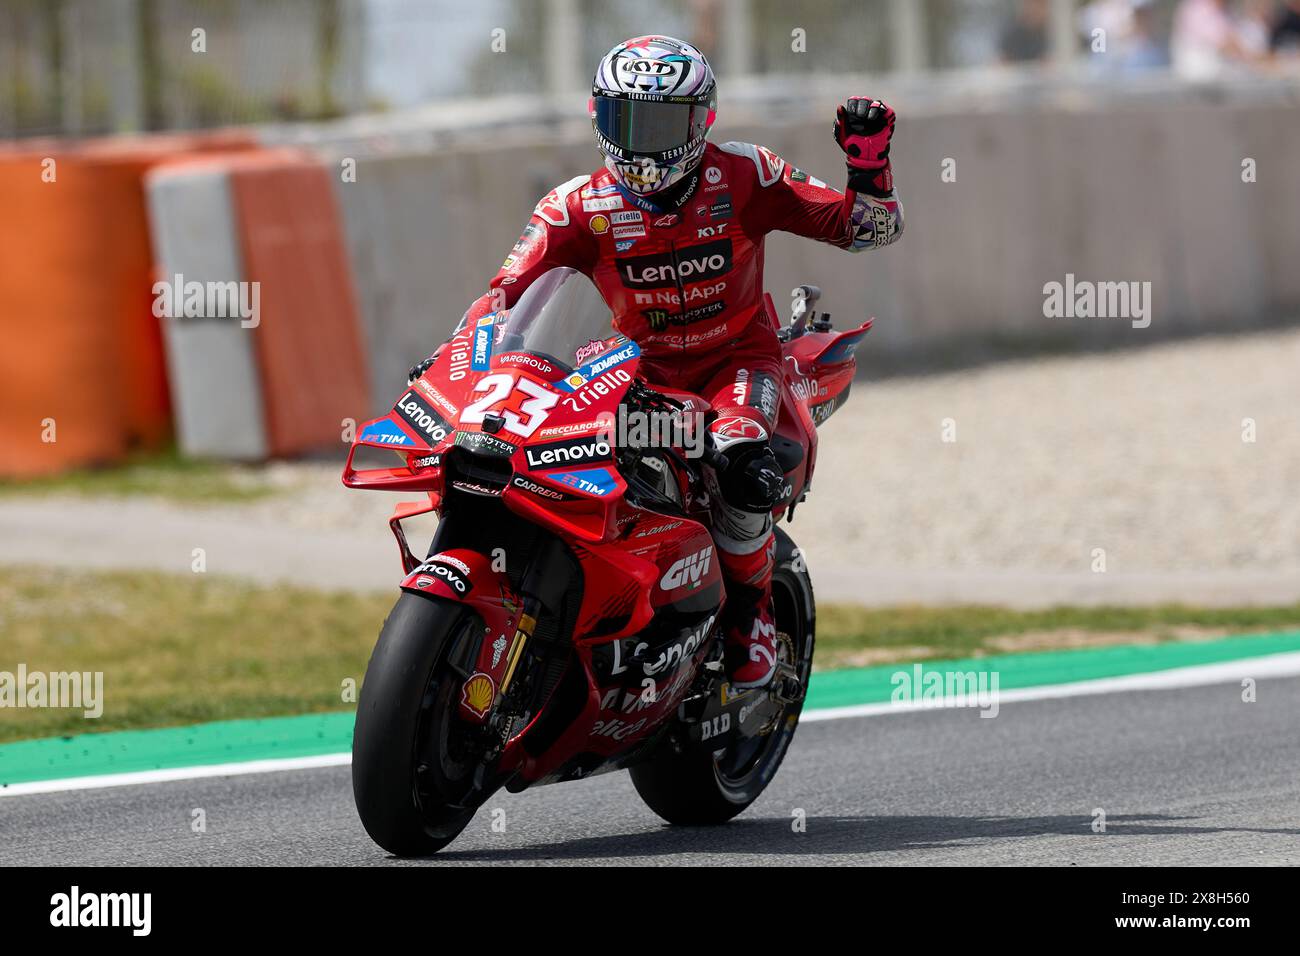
left=590, top=35, right=717, bottom=198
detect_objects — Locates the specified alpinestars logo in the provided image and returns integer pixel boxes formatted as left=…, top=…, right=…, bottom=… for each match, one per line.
left=395, top=391, right=453, bottom=445
left=617, top=239, right=732, bottom=289
left=660, top=546, right=714, bottom=590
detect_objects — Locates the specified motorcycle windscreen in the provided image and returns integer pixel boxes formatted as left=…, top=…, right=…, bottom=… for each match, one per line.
left=487, top=267, right=627, bottom=377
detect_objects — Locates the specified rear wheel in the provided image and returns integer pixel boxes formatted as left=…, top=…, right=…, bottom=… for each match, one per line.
left=351, top=594, right=492, bottom=855
left=629, top=527, right=815, bottom=824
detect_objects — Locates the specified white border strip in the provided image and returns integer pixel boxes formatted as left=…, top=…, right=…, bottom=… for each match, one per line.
left=0, top=752, right=351, bottom=797
left=801, top=650, right=1300, bottom=722
left=5, top=651, right=1300, bottom=797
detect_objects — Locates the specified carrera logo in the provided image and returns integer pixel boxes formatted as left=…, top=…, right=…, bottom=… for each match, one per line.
left=525, top=436, right=613, bottom=470
left=660, top=546, right=714, bottom=590
left=395, top=391, right=453, bottom=445
left=510, top=474, right=569, bottom=500
left=616, top=240, right=733, bottom=289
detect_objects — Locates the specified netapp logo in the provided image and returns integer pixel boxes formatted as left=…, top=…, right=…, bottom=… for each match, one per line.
left=616, top=239, right=732, bottom=289
left=525, top=436, right=613, bottom=470
left=395, top=391, right=452, bottom=445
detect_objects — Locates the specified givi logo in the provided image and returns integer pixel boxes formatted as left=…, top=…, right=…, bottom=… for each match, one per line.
left=660, top=546, right=714, bottom=590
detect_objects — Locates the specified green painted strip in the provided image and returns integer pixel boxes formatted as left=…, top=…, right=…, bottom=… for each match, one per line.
left=3, top=631, right=1299, bottom=788
left=0, top=712, right=354, bottom=788
left=805, top=630, right=1300, bottom=710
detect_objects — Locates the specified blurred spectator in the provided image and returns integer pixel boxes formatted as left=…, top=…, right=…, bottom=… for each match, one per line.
left=1170, top=0, right=1258, bottom=78
left=1272, top=0, right=1300, bottom=54
left=1126, top=0, right=1173, bottom=69
left=1237, top=0, right=1276, bottom=57
left=999, top=0, right=1051, bottom=63
left=1079, top=0, right=1170, bottom=72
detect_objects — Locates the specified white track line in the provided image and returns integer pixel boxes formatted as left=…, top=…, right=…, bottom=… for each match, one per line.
left=0, top=752, right=351, bottom=797
left=801, top=650, right=1300, bottom=722
left=5, top=651, right=1300, bottom=797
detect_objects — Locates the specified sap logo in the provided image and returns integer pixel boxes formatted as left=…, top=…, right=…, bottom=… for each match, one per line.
left=617, top=240, right=732, bottom=288
left=361, top=418, right=414, bottom=446
left=615, top=239, right=636, bottom=252
left=660, top=546, right=714, bottom=590
left=525, top=437, right=612, bottom=469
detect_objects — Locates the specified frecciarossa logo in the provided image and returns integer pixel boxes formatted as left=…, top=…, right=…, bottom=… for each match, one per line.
left=616, top=239, right=732, bottom=289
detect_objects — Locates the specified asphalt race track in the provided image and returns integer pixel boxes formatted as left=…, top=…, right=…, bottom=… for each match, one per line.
left=5, top=676, right=1299, bottom=866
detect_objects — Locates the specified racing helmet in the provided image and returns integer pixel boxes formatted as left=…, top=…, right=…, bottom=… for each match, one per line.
left=590, top=36, right=717, bottom=198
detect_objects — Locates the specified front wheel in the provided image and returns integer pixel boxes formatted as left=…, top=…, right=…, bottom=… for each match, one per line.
left=351, top=594, right=491, bottom=856
left=629, top=527, right=815, bottom=825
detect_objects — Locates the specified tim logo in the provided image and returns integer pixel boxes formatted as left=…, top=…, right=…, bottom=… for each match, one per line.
left=660, top=546, right=714, bottom=590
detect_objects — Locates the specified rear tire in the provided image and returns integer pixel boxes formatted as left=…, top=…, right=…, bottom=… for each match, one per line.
left=629, top=527, right=815, bottom=825
left=351, top=593, right=486, bottom=856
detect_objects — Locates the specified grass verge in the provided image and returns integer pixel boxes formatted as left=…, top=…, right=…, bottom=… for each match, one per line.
left=0, top=447, right=279, bottom=505
left=3, top=564, right=1299, bottom=743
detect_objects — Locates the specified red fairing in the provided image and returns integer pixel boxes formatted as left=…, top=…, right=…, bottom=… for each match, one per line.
left=400, top=549, right=525, bottom=725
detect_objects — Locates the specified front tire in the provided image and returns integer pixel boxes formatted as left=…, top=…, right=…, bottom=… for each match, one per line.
left=629, top=527, right=815, bottom=825
left=352, top=593, right=487, bottom=856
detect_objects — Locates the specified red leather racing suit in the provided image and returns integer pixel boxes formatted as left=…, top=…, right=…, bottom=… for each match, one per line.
left=460, top=139, right=903, bottom=610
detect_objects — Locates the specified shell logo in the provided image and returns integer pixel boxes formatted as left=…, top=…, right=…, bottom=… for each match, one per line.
left=461, top=673, right=495, bottom=717
left=589, top=214, right=611, bottom=234
left=565, top=372, right=587, bottom=388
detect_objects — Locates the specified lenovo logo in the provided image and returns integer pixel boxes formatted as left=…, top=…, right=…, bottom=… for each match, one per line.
left=525, top=436, right=613, bottom=470
left=616, top=240, right=733, bottom=289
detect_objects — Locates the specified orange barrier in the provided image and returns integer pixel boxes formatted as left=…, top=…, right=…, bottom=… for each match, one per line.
left=0, top=131, right=256, bottom=478
left=225, top=150, right=370, bottom=457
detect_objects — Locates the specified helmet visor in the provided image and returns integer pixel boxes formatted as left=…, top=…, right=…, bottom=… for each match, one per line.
left=593, top=97, right=710, bottom=158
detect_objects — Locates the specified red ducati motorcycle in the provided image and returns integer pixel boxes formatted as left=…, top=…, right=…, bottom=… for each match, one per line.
left=344, top=268, right=869, bottom=855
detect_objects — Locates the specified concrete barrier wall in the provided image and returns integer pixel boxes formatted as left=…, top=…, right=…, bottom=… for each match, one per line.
left=147, top=162, right=269, bottom=460
left=324, top=96, right=1300, bottom=411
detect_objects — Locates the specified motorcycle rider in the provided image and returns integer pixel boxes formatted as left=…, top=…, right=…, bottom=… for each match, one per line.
left=451, top=36, right=903, bottom=689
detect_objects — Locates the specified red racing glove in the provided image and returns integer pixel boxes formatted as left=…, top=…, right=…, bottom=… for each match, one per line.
left=834, top=96, right=896, bottom=197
